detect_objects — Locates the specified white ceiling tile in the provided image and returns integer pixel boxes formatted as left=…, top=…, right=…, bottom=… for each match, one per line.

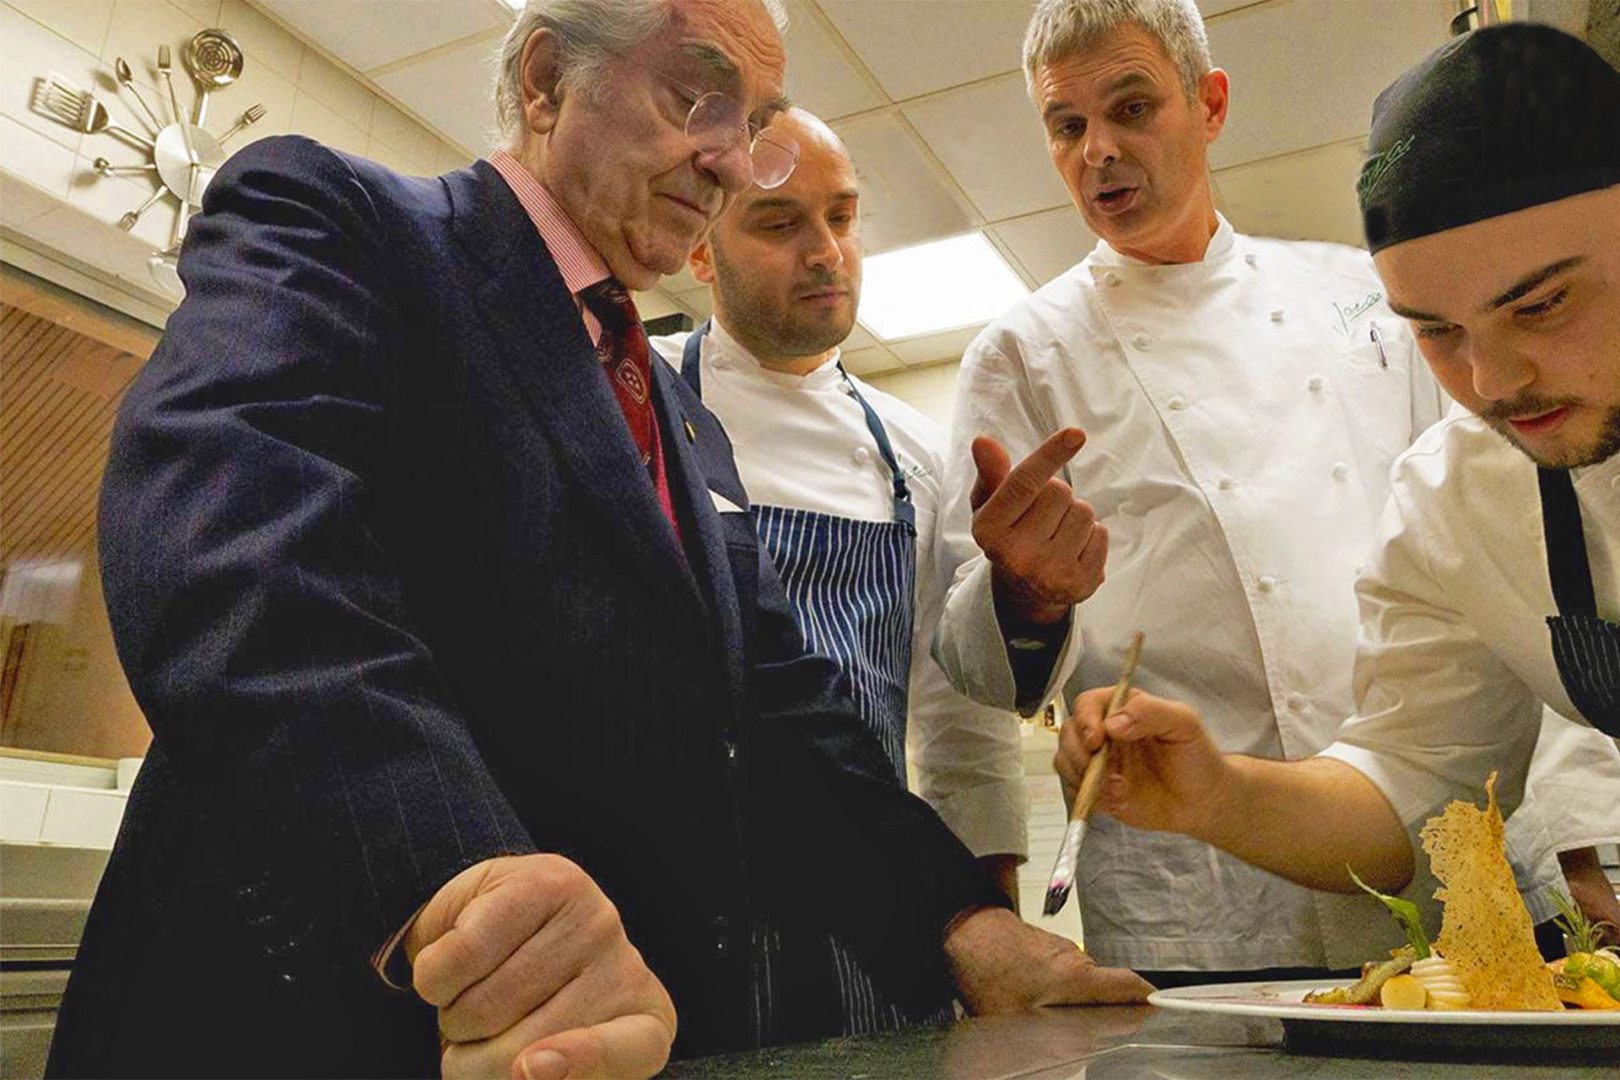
left=817, top=1, right=1028, bottom=101
left=218, top=0, right=306, bottom=82
left=833, top=110, right=980, bottom=254
left=256, top=0, right=503, bottom=75
left=1214, top=137, right=1367, bottom=248
left=840, top=344, right=903, bottom=376
left=372, top=35, right=500, bottom=156
left=780, top=0, right=884, bottom=121
left=889, top=324, right=982, bottom=367
left=903, top=71, right=1068, bottom=222
left=990, top=206, right=1097, bottom=287
left=1206, top=0, right=1452, bottom=170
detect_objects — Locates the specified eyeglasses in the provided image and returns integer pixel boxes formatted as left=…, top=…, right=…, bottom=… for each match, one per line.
left=659, top=73, right=799, bottom=189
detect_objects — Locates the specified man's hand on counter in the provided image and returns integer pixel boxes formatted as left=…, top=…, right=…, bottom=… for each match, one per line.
left=406, top=854, right=676, bottom=1080
left=944, top=907, right=1153, bottom=1011
left=970, top=429, right=1107, bottom=630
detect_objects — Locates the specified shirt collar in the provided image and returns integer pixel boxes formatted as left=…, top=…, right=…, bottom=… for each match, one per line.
left=707, top=316, right=845, bottom=391
left=1090, top=213, right=1237, bottom=269
left=487, top=149, right=611, bottom=297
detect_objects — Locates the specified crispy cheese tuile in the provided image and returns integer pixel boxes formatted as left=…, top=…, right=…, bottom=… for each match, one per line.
left=1419, top=773, right=1561, bottom=1011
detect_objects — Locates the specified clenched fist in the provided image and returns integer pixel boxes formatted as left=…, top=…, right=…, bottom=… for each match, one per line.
left=970, top=429, right=1108, bottom=627
left=406, top=854, right=676, bottom=1080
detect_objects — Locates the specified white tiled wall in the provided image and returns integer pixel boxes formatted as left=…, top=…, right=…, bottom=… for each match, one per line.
left=0, top=0, right=475, bottom=310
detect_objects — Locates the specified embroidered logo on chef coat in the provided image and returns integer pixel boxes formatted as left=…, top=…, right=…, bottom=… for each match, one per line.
left=899, top=457, right=932, bottom=482
left=1332, top=291, right=1384, bottom=336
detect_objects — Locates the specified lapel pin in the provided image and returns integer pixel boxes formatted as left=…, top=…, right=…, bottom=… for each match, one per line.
left=684, top=419, right=697, bottom=443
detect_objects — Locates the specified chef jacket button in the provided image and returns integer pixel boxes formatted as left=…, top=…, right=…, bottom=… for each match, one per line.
left=853, top=446, right=871, bottom=466
left=1167, top=396, right=1187, bottom=411
left=1245, top=253, right=1258, bottom=268
left=1104, top=272, right=1122, bottom=287
left=1332, top=462, right=1349, bottom=480
left=1217, top=477, right=1235, bottom=491
left=1307, top=376, right=1324, bottom=392
left=723, top=740, right=739, bottom=763
left=1258, top=575, right=1277, bottom=593
left=683, top=419, right=697, bottom=443
left=1287, top=694, right=1306, bottom=712
left=1270, top=309, right=1285, bottom=323
left=1132, top=333, right=1151, bottom=350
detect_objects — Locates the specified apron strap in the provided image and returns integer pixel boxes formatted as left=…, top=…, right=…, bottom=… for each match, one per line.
left=835, top=361, right=915, bottom=531
left=680, top=319, right=708, bottom=398
left=679, top=320, right=914, bottom=530
left=1538, top=467, right=1598, bottom=617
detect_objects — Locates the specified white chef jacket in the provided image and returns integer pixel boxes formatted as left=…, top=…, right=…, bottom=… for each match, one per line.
left=1323, top=412, right=1620, bottom=854
left=933, top=217, right=1608, bottom=969
left=651, top=319, right=1028, bottom=859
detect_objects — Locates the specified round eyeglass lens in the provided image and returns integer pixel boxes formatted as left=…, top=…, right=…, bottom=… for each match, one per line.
left=685, top=93, right=745, bottom=153
left=750, top=131, right=799, bottom=189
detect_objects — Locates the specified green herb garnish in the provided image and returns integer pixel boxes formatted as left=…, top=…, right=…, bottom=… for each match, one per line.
left=1550, top=887, right=1615, bottom=957
left=1349, top=865, right=1431, bottom=959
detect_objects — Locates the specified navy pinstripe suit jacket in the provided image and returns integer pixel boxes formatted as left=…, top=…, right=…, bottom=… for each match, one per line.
left=48, top=137, right=1004, bottom=1077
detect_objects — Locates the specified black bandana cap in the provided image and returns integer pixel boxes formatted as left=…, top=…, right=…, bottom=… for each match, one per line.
left=1358, top=23, right=1620, bottom=254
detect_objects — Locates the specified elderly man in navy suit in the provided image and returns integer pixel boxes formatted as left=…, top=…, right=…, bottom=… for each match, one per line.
left=48, top=2, right=1150, bottom=1078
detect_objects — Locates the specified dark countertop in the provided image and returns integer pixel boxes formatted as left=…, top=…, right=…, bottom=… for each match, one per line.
left=663, top=1005, right=1620, bottom=1079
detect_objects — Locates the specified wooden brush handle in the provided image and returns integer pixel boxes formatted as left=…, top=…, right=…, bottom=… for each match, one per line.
left=1070, top=740, right=1110, bottom=821
left=1069, top=631, right=1143, bottom=822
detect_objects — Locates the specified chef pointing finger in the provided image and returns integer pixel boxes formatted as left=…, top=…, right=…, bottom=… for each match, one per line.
left=969, top=429, right=1108, bottom=630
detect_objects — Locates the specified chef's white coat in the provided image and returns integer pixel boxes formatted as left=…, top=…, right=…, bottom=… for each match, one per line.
left=651, top=319, right=1027, bottom=859
left=1323, top=412, right=1620, bottom=847
left=934, top=217, right=1616, bottom=970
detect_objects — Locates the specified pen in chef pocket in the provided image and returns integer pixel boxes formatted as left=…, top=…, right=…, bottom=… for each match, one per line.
left=1369, top=319, right=1388, bottom=369
left=1043, top=631, right=1144, bottom=917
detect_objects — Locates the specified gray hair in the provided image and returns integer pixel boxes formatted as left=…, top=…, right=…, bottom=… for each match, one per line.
left=495, top=0, right=789, bottom=144
left=1022, top=0, right=1212, bottom=101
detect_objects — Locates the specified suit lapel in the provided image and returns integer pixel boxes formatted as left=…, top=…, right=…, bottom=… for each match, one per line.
left=445, top=162, right=704, bottom=617
left=650, top=360, right=746, bottom=695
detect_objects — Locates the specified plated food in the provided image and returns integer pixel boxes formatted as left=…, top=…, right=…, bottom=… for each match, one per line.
left=1305, top=772, right=1617, bottom=1013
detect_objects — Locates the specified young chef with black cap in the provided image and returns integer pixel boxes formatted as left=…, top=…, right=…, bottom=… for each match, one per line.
left=1056, top=22, right=1620, bottom=925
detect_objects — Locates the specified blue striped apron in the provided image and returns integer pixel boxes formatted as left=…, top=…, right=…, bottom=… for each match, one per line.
left=683, top=324, right=942, bottom=1038
left=1538, top=467, right=1620, bottom=736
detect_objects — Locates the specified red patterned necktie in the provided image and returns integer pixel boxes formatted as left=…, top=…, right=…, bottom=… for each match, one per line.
left=578, top=279, right=680, bottom=538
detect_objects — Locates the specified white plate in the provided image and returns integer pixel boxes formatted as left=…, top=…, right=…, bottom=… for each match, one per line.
left=1149, top=978, right=1620, bottom=1026
left=1151, top=978, right=1620, bottom=1057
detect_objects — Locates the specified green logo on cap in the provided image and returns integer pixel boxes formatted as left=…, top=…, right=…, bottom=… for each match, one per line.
left=1358, top=134, right=1417, bottom=202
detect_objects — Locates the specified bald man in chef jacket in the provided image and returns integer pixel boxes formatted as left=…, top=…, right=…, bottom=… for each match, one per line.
left=651, top=109, right=1029, bottom=919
